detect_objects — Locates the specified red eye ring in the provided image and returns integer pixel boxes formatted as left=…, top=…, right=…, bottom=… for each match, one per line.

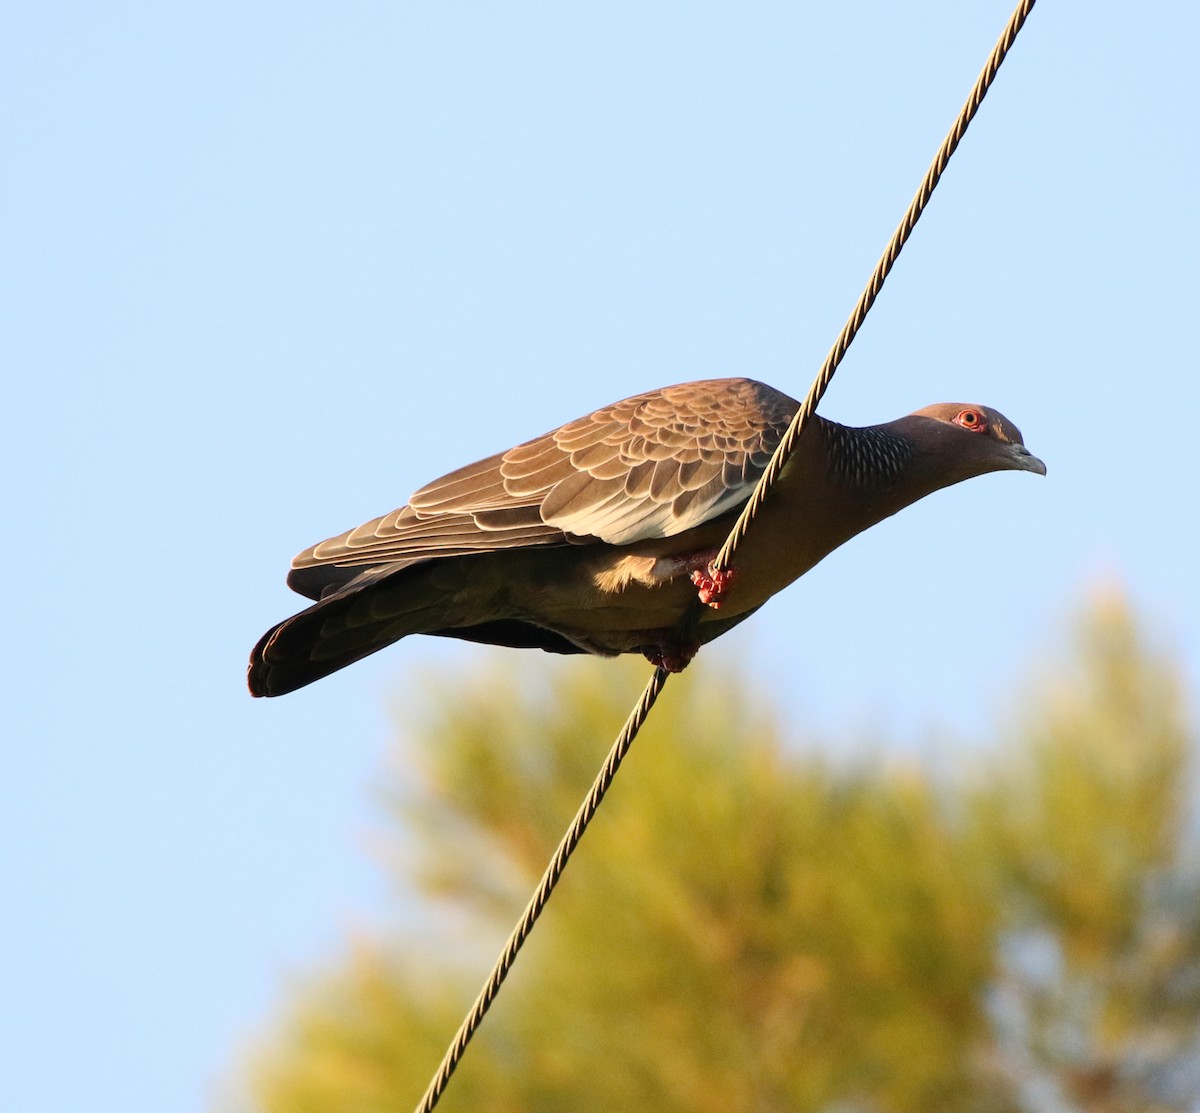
left=953, top=408, right=988, bottom=434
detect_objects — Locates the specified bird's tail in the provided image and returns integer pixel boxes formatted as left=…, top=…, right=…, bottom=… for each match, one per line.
left=247, top=567, right=437, bottom=697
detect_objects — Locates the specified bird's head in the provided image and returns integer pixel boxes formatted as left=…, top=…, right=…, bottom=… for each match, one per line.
left=900, top=403, right=1046, bottom=484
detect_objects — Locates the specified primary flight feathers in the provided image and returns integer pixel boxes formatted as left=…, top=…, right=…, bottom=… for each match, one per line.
left=250, top=378, right=1044, bottom=697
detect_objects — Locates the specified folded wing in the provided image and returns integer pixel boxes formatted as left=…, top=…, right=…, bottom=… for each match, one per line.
left=288, top=378, right=798, bottom=597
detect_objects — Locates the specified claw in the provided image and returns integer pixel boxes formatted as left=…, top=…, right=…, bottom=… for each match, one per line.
left=642, top=641, right=699, bottom=673
left=690, top=563, right=736, bottom=609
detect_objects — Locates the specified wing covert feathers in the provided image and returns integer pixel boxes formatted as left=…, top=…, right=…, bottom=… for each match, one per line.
left=292, top=378, right=798, bottom=577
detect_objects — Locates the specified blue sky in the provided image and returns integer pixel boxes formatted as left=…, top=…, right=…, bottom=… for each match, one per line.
left=3, top=3, right=1197, bottom=1111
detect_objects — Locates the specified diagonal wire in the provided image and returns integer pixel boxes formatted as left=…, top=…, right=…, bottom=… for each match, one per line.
left=414, top=667, right=669, bottom=1113
left=714, top=0, right=1037, bottom=572
left=414, top=1, right=1037, bottom=1109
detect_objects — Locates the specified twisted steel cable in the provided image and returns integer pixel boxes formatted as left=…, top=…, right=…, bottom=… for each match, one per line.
left=415, top=2, right=1037, bottom=1108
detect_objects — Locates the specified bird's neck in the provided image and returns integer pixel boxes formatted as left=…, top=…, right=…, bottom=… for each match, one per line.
left=805, top=414, right=971, bottom=529
left=711, top=415, right=955, bottom=603
left=816, top=417, right=915, bottom=490
left=813, top=411, right=993, bottom=516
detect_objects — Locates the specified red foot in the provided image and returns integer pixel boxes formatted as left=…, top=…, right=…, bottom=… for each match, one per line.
left=690, top=563, right=736, bottom=609
left=642, top=641, right=699, bottom=673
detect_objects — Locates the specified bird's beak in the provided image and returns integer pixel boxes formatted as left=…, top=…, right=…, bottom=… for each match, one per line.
left=1006, top=442, right=1047, bottom=475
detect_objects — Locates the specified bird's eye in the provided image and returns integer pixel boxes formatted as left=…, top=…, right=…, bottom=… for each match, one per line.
left=953, top=408, right=988, bottom=433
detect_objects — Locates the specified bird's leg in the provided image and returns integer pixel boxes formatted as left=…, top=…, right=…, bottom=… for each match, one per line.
left=636, top=549, right=736, bottom=670
left=651, top=549, right=738, bottom=609
left=689, top=562, right=736, bottom=609
left=641, top=639, right=699, bottom=673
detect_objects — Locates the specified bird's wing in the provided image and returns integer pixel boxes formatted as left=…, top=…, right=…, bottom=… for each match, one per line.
left=292, top=378, right=797, bottom=577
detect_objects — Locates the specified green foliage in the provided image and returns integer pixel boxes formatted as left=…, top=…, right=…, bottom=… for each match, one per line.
left=236, top=594, right=1198, bottom=1113
left=973, top=592, right=1200, bottom=1111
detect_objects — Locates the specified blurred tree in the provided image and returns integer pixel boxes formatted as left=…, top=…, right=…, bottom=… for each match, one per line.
left=974, top=591, right=1200, bottom=1112
left=234, top=593, right=1197, bottom=1113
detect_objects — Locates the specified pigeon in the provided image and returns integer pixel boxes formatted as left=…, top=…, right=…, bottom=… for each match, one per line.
left=248, top=378, right=1044, bottom=696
